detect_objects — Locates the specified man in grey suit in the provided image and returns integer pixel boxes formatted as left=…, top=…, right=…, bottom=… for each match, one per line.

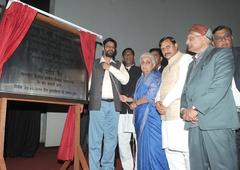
left=181, top=24, right=240, bottom=170
left=212, top=25, right=240, bottom=169
left=233, top=47, right=240, bottom=91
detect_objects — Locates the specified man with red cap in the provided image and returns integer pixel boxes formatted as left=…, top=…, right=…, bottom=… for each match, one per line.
left=181, top=24, right=239, bottom=170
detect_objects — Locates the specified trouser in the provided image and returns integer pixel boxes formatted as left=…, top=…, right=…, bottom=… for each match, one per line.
left=88, top=101, right=119, bottom=170
left=162, top=120, right=189, bottom=170
left=165, top=148, right=189, bottom=170
left=118, top=132, right=137, bottom=170
left=118, top=113, right=137, bottom=170
left=189, top=127, right=238, bottom=170
left=236, top=111, right=240, bottom=170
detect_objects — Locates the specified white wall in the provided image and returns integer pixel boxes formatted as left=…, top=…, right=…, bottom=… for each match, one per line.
left=54, top=0, right=240, bottom=64
left=44, top=112, right=67, bottom=147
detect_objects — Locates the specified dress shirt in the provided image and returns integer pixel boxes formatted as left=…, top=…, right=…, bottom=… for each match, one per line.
left=125, top=64, right=134, bottom=71
left=88, top=57, right=129, bottom=99
left=232, top=79, right=240, bottom=107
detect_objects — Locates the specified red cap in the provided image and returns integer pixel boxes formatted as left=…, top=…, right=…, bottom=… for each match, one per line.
left=189, top=24, right=208, bottom=35
left=189, top=24, right=212, bottom=39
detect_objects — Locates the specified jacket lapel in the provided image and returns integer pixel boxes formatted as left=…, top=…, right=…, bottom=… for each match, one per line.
left=185, top=61, right=194, bottom=85
left=186, top=47, right=215, bottom=84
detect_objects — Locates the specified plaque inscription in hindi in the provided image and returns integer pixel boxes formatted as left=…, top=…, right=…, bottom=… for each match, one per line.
left=0, top=20, right=88, bottom=103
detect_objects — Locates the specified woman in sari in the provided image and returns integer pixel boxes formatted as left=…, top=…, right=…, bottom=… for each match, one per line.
left=120, top=52, right=169, bottom=170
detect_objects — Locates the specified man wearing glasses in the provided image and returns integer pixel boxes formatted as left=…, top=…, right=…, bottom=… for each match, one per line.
left=212, top=25, right=233, bottom=48
left=212, top=25, right=240, bottom=169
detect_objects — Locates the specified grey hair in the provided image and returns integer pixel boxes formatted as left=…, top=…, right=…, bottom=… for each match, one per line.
left=140, top=52, right=156, bottom=66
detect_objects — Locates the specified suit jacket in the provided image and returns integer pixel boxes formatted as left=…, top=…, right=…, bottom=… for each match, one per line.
left=121, top=65, right=141, bottom=114
left=233, top=47, right=240, bottom=91
left=158, top=65, right=165, bottom=73
left=181, top=46, right=240, bottom=130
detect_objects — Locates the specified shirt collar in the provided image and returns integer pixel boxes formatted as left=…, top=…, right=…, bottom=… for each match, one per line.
left=168, top=51, right=181, bottom=64
left=99, top=56, right=115, bottom=64
left=126, top=64, right=134, bottom=70
left=195, top=46, right=213, bottom=59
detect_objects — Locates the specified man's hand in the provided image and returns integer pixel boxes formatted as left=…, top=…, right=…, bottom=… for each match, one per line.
left=156, top=101, right=167, bottom=115
left=119, top=95, right=128, bottom=102
left=181, top=108, right=198, bottom=123
left=119, top=95, right=133, bottom=102
left=102, top=62, right=110, bottom=70
left=130, top=101, right=137, bottom=110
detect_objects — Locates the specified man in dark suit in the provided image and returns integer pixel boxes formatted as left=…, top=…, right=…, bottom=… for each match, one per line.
left=212, top=25, right=240, bottom=90
left=181, top=24, right=240, bottom=170
left=118, top=48, right=141, bottom=170
left=88, top=38, right=129, bottom=170
left=233, top=47, right=240, bottom=91
left=212, top=25, right=240, bottom=169
left=149, top=48, right=168, bottom=73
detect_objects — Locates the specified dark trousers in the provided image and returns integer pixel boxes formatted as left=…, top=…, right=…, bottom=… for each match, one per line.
left=236, top=112, right=240, bottom=170
left=189, top=127, right=238, bottom=170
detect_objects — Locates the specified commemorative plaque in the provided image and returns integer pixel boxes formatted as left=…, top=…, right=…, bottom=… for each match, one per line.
left=0, top=20, right=88, bottom=103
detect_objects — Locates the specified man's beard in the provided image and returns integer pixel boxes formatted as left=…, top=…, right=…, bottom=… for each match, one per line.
left=105, top=50, right=115, bottom=58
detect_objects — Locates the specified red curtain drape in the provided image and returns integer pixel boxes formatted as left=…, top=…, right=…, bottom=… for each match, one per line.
left=57, top=106, right=76, bottom=160
left=79, top=31, right=97, bottom=77
left=0, top=2, right=37, bottom=77
left=57, top=31, right=96, bottom=160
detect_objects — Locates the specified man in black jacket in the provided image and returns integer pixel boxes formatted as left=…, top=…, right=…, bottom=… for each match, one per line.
left=118, top=48, right=141, bottom=170
left=149, top=48, right=168, bottom=73
left=88, top=38, right=129, bottom=170
left=233, top=47, right=240, bottom=91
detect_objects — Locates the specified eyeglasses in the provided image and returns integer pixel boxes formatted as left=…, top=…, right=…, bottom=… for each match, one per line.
left=213, top=33, right=232, bottom=42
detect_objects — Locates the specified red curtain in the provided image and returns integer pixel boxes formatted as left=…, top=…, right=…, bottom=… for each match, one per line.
left=79, top=31, right=97, bottom=77
left=0, top=2, right=37, bottom=77
left=57, top=106, right=75, bottom=160
left=57, top=31, right=96, bottom=160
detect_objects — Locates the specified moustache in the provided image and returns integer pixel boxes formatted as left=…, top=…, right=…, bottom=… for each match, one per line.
left=164, top=53, right=171, bottom=57
left=105, top=50, right=115, bottom=58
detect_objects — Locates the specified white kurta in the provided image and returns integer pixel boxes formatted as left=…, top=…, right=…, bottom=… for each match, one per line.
left=232, top=79, right=240, bottom=107
left=162, top=119, right=189, bottom=151
left=156, top=53, right=192, bottom=151
left=118, top=113, right=135, bottom=133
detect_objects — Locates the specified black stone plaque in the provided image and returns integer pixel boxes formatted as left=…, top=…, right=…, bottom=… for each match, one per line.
left=0, top=20, right=88, bottom=103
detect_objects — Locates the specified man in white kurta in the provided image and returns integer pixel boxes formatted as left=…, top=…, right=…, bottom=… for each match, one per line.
left=156, top=37, right=192, bottom=170
left=118, top=48, right=141, bottom=170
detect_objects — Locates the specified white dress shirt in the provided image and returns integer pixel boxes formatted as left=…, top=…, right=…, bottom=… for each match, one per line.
left=89, top=57, right=129, bottom=99
left=232, top=79, right=240, bottom=107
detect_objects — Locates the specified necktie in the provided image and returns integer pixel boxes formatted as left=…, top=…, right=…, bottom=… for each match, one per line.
left=189, top=55, right=197, bottom=81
